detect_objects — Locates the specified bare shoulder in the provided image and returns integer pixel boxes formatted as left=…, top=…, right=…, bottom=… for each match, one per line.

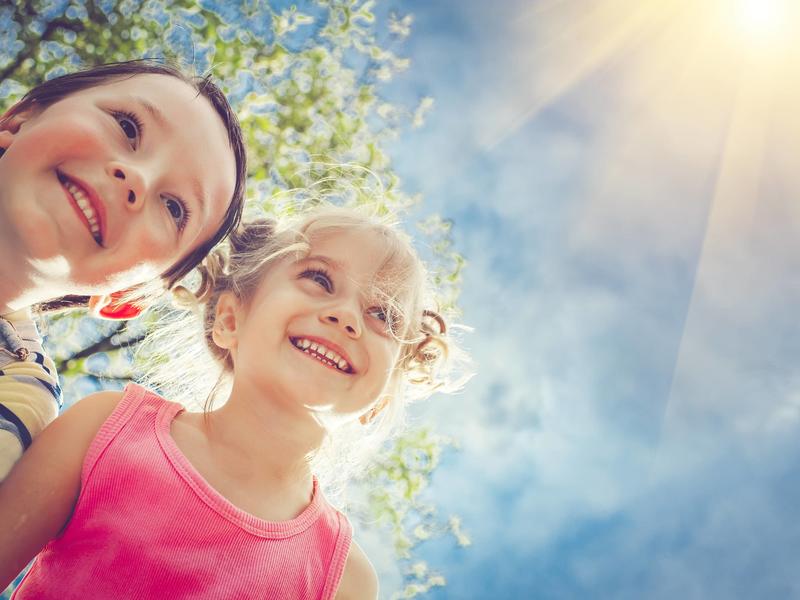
left=64, top=390, right=125, bottom=426
left=39, top=389, right=125, bottom=450
left=335, top=540, right=379, bottom=600
left=9, top=389, right=123, bottom=473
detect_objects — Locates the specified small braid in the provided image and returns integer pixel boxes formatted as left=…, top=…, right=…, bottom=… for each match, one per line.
left=195, top=248, right=229, bottom=304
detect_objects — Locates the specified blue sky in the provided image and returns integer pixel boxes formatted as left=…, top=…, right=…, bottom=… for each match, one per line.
left=362, top=1, right=800, bottom=598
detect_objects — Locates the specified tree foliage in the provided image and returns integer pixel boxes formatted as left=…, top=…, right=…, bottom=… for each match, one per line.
left=1, top=1, right=467, bottom=597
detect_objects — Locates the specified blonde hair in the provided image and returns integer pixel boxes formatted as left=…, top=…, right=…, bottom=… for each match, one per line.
left=141, top=204, right=466, bottom=495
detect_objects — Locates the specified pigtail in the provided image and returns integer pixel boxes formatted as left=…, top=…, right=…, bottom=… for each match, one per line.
left=228, top=219, right=278, bottom=258
left=171, top=217, right=279, bottom=313
left=195, top=248, right=229, bottom=304
left=403, top=309, right=450, bottom=387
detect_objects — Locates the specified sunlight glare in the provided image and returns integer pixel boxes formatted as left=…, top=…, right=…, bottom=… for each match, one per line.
left=735, top=0, right=787, bottom=42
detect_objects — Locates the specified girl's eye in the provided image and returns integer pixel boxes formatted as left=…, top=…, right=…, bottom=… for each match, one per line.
left=112, top=111, right=143, bottom=149
left=367, top=306, right=387, bottom=322
left=162, top=195, right=190, bottom=231
left=369, top=306, right=401, bottom=335
left=300, top=268, right=333, bottom=292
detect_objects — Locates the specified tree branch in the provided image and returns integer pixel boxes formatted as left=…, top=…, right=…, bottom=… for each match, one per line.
left=53, top=323, right=138, bottom=372
left=0, top=18, right=86, bottom=82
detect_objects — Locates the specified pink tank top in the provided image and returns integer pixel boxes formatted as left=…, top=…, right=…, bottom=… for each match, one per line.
left=13, top=384, right=352, bottom=599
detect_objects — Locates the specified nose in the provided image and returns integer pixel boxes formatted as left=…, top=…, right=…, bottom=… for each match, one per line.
left=321, top=302, right=362, bottom=338
left=106, top=161, right=146, bottom=211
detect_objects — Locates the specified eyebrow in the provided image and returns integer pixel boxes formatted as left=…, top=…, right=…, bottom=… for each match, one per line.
left=191, top=177, right=208, bottom=221
left=303, top=255, right=348, bottom=271
left=133, top=96, right=170, bottom=131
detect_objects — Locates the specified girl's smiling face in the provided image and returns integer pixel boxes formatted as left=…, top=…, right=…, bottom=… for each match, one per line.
left=219, top=229, right=404, bottom=425
left=0, top=73, right=236, bottom=294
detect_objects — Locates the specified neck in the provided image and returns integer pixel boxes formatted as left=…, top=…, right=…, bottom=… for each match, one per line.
left=202, top=379, right=326, bottom=492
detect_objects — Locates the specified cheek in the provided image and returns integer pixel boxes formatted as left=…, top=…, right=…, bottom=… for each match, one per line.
left=122, top=218, right=180, bottom=265
left=370, top=343, right=401, bottom=386
left=23, top=113, right=110, bottom=162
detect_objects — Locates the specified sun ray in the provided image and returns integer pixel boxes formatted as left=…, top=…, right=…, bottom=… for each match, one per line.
left=660, top=50, right=780, bottom=438
left=484, top=0, right=684, bottom=150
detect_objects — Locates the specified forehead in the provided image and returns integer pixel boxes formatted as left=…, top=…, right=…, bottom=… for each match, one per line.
left=306, top=229, right=392, bottom=275
left=74, top=72, right=194, bottom=99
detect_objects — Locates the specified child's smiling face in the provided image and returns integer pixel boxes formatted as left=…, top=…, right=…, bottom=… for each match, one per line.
left=219, top=229, right=405, bottom=426
left=0, top=73, right=236, bottom=294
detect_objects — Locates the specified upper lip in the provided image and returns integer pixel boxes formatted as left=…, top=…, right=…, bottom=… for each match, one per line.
left=290, top=334, right=357, bottom=374
left=56, top=169, right=107, bottom=246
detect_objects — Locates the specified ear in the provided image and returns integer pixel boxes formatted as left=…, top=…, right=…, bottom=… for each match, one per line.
left=0, top=104, right=37, bottom=154
left=211, top=291, right=242, bottom=351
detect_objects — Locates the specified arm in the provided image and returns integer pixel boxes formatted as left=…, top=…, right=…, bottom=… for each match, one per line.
left=0, top=390, right=122, bottom=588
left=335, top=540, right=379, bottom=600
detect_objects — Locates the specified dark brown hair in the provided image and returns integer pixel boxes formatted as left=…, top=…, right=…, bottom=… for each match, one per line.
left=1, top=59, right=248, bottom=309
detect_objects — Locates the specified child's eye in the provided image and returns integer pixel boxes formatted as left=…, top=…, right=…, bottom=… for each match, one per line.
left=162, top=195, right=190, bottom=231
left=368, top=306, right=402, bottom=335
left=300, top=268, right=333, bottom=292
left=112, top=110, right=143, bottom=149
left=367, top=306, right=387, bottom=322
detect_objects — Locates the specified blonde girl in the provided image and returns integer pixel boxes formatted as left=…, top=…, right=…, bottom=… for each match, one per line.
left=0, top=60, right=247, bottom=479
left=0, top=205, right=461, bottom=599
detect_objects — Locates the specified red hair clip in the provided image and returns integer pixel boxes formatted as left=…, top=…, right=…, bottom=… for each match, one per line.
left=88, top=291, right=144, bottom=320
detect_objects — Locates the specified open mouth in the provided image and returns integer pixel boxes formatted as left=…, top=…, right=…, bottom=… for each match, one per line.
left=290, top=336, right=355, bottom=374
left=56, top=170, right=104, bottom=247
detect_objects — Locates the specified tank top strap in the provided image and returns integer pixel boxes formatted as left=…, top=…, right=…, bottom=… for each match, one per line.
left=320, top=509, right=354, bottom=600
left=81, top=383, right=177, bottom=484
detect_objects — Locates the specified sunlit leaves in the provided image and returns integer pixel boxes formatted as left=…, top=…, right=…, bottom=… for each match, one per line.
left=388, top=12, right=413, bottom=39
left=360, top=427, right=469, bottom=598
left=417, top=214, right=467, bottom=314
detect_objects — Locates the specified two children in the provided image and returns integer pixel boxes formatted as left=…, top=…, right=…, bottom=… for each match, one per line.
left=0, top=63, right=463, bottom=599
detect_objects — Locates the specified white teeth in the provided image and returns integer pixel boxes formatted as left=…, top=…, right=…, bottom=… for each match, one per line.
left=63, top=180, right=100, bottom=240
left=292, top=337, right=351, bottom=372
